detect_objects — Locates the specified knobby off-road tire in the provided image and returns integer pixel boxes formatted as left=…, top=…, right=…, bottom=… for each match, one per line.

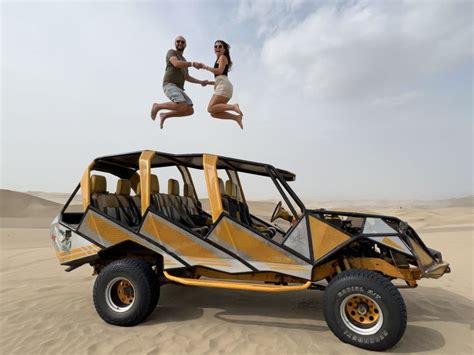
left=323, top=269, right=407, bottom=351
left=93, top=258, right=160, bottom=326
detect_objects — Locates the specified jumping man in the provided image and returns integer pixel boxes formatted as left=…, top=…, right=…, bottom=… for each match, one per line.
left=151, top=36, right=208, bottom=129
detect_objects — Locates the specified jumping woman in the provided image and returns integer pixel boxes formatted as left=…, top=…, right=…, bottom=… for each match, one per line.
left=203, top=40, right=243, bottom=129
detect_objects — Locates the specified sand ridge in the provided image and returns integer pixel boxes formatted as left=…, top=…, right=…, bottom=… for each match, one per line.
left=0, top=190, right=62, bottom=218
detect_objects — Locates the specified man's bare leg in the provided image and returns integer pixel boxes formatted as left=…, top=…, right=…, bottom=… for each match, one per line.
left=151, top=102, right=183, bottom=120
left=159, top=104, right=194, bottom=129
left=210, top=112, right=243, bottom=129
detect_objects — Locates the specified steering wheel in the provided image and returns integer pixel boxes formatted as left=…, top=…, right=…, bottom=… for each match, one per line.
left=271, top=201, right=282, bottom=223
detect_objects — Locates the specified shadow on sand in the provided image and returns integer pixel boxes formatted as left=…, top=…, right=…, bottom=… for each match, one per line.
left=145, top=284, right=472, bottom=352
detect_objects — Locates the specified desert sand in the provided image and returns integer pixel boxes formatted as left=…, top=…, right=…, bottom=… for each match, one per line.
left=0, top=190, right=472, bottom=354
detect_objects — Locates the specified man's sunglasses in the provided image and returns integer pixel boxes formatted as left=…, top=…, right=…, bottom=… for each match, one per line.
left=176, top=40, right=186, bottom=44
left=214, top=44, right=223, bottom=48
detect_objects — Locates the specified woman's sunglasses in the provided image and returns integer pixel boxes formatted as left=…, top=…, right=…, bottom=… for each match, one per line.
left=214, top=45, right=223, bottom=49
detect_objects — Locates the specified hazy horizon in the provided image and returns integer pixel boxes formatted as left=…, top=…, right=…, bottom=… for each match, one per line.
left=2, top=188, right=472, bottom=205
left=2, top=0, right=472, bottom=201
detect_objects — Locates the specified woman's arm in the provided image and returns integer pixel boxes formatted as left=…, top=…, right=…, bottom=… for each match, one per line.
left=204, top=55, right=227, bottom=75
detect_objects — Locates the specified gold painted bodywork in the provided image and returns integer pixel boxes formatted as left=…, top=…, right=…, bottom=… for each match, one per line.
left=208, top=217, right=312, bottom=278
left=142, top=216, right=222, bottom=262
left=84, top=212, right=133, bottom=245
left=78, top=210, right=184, bottom=269
left=309, top=216, right=350, bottom=260
left=381, top=237, right=404, bottom=251
left=68, top=149, right=447, bottom=287
left=140, top=213, right=251, bottom=272
left=56, top=244, right=101, bottom=263
left=212, top=219, right=299, bottom=264
left=312, top=260, right=339, bottom=281
left=348, top=257, right=421, bottom=282
left=407, top=239, right=434, bottom=267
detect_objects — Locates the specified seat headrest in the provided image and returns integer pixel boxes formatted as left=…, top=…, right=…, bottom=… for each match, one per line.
left=91, top=175, right=107, bottom=193
left=168, top=179, right=179, bottom=196
left=116, top=179, right=131, bottom=196
left=218, top=178, right=224, bottom=194
left=136, top=174, right=159, bottom=195
left=225, top=180, right=238, bottom=198
left=150, top=174, right=159, bottom=193
left=183, top=183, right=193, bottom=197
left=224, top=180, right=232, bottom=196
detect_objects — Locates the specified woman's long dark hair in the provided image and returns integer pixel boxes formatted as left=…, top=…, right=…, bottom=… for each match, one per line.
left=215, top=40, right=232, bottom=71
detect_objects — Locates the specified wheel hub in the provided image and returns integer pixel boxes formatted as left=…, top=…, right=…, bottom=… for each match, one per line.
left=117, top=280, right=134, bottom=305
left=344, top=295, right=381, bottom=327
left=357, top=303, right=369, bottom=315
left=105, top=277, right=136, bottom=312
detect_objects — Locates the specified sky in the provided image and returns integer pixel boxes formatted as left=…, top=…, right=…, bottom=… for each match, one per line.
left=1, top=0, right=473, bottom=201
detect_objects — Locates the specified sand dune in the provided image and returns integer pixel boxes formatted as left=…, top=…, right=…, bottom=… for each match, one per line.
left=26, top=191, right=82, bottom=205
left=0, top=192, right=472, bottom=354
left=0, top=190, right=62, bottom=218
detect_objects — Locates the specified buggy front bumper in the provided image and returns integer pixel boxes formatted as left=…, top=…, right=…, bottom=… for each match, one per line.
left=424, top=247, right=450, bottom=279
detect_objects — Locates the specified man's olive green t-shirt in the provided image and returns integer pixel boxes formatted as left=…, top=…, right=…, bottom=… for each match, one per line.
left=163, top=49, right=188, bottom=90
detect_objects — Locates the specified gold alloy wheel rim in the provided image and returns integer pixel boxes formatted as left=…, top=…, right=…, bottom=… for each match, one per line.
left=116, top=280, right=134, bottom=305
left=345, top=295, right=380, bottom=326
left=105, top=277, right=136, bottom=312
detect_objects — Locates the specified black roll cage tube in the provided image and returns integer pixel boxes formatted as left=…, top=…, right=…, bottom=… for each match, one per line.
left=265, top=165, right=306, bottom=218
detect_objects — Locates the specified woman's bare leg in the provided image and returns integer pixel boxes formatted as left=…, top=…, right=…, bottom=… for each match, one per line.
left=211, top=112, right=243, bottom=129
left=208, top=103, right=238, bottom=114
left=234, top=103, right=243, bottom=116
left=207, top=95, right=243, bottom=115
left=207, top=95, right=243, bottom=129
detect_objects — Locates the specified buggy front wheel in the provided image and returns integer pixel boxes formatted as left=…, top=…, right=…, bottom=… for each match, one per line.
left=323, top=269, right=407, bottom=351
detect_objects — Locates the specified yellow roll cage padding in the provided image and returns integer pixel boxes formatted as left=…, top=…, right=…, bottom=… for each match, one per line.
left=80, top=161, right=95, bottom=211
left=203, top=154, right=224, bottom=223
left=163, top=271, right=311, bottom=292
left=138, top=150, right=156, bottom=216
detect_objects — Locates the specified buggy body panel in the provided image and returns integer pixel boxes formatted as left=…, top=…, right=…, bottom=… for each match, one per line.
left=52, top=149, right=449, bottom=282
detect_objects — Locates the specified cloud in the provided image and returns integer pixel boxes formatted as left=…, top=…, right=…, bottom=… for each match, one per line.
left=236, top=0, right=308, bottom=36
left=1, top=1, right=472, bottom=199
left=370, top=91, right=420, bottom=108
left=260, top=0, right=472, bottom=103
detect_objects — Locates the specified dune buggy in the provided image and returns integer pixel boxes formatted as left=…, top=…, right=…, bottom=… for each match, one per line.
left=51, top=150, right=450, bottom=351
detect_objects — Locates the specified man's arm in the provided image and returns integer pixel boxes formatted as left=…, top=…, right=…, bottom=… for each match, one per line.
left=185, top=72, right=206, bottom=85
left=169, top=56, right=193, bottom=69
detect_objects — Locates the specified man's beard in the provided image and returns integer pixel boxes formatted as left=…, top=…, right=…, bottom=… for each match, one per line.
left=175, top=46, right=185, bottom=52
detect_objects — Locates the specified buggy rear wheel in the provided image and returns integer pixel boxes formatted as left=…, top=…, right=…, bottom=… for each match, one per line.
left=93, top=258, right=159, bottom=326
left=323, top=269, right=406, bottom=351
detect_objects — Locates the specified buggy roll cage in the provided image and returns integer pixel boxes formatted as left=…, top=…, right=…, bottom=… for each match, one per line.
left=73, top=150, right=305, bottom=221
